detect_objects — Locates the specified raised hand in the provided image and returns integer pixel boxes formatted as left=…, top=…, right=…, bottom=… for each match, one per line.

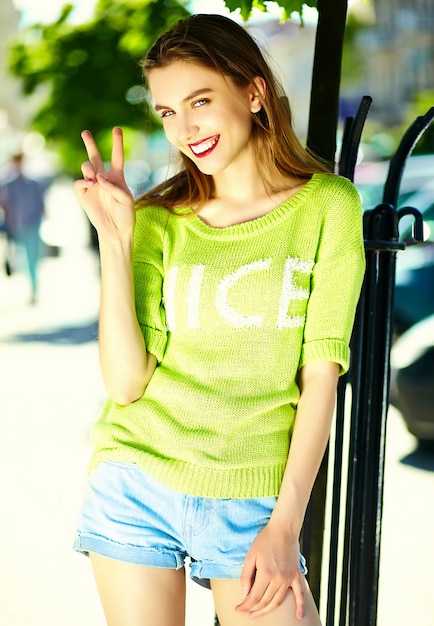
left=74, top=126, right=136, bottom=244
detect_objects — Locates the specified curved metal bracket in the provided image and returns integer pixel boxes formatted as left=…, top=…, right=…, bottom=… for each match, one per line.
left=397, top=206, right=425, bottom=243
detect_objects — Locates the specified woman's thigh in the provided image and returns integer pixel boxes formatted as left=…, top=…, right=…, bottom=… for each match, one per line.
left=90, top=553, right=186, bottom=626
left=211, top=576, right=321, bottom=626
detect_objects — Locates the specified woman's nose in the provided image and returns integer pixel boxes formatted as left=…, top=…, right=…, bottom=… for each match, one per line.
left=177, top=112, right=198, bottom=142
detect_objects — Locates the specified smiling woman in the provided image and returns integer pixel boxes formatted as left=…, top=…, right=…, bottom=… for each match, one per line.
left=72, top=13, right=365, bottom=626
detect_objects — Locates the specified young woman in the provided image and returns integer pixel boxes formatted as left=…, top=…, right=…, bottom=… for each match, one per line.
left=73, top=14, right=365, bottom=626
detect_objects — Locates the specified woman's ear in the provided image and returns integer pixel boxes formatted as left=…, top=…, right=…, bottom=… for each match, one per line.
left=249, top=77, right=267, bottom=113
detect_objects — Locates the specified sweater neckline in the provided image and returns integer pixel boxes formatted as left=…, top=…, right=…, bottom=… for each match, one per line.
left=184, top=173, right=323, bottom=239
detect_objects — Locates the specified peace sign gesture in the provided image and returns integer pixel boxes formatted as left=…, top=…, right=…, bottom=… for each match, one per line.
left=74, top=127, right=136, bottom=244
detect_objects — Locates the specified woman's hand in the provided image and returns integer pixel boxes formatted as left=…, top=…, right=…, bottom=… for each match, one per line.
left=74, top=126, right=135, bottom=244
left=236, top=520, right=305, bottom=620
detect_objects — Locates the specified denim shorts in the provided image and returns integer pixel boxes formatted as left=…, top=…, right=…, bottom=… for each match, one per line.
left=73, top=461, right=307, bottom=587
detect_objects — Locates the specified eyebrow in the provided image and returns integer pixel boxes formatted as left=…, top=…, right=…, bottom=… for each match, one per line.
left=154, top=88, right=214, bottom=112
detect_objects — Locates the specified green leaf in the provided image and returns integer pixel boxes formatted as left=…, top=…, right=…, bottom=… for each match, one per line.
left=224, top=0, right=254, bottom=21
left=223, top=0, right=317, bottom=21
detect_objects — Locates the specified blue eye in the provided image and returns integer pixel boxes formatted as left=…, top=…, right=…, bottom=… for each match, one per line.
left=193, top=99, right=208, bottom=108
left=160, top=110, right=174, bottom=119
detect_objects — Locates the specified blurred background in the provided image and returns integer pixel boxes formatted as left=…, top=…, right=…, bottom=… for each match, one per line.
left=0, top=1, right=433, bottom=625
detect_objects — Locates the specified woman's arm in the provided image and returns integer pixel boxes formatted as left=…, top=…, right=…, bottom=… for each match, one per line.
left=97, top=238, right=157, bottom=405
left=237, top=360, right=339, bottom=620
left=74, top=127, right=156, bottom=405
left=272, top=360, right=339, bottom=539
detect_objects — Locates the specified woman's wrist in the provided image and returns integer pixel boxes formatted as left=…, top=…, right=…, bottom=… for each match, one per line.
left=98, top=234, right=134, bottom=257
left=268, top=506, right=303, bottom=540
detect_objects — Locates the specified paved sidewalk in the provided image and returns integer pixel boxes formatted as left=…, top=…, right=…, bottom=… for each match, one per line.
left=0, top=186, right=433, bottom=625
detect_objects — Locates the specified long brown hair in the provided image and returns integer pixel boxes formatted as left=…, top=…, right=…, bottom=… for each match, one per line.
left=136, top=14, right=328, bottom=214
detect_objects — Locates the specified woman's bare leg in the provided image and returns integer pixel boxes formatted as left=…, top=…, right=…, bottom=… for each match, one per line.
left=90, top=553, right=186, bottom=626
left=211, top=576, right=321, bottom=626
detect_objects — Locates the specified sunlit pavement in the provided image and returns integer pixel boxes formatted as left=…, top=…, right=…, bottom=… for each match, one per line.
left=0, top=186, right=433, bottom=625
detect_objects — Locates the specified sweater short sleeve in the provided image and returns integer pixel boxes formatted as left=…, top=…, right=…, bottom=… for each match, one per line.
left=299, top=337, right=350, bottom=373
left=299, top=176, right=365, bottom=375
left=133, top=206, right=169, bottom=362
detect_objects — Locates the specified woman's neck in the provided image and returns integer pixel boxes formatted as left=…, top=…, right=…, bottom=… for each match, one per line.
left=197, top=172, right=309, bottom=228
left=212, top=166, right=264, bottom=203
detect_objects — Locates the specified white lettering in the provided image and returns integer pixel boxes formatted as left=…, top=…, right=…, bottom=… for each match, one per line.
left=187, top=265, right=205, bottom=329
left=164, top=256, right=314, bottom=332
left=215, top=259, right=272, bottom=328
left=276, top=257, right=314, bottom=329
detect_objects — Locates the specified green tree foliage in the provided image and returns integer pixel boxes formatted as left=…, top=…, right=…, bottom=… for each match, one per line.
left=224, top=0, right=317, bottom=22
left=341, top=12, right=370, bottom=92
left=8, top=0, right=189, bottom=173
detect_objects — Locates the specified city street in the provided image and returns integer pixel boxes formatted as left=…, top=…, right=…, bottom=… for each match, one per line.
left=0, top=186, right=433, bottom=625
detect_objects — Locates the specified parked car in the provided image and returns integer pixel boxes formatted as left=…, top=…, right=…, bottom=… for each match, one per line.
left=355, top=154, right=434, bottom=211
left=390, top=314, right=434, bottom=442
left=393, top=179, right=434, bottom=333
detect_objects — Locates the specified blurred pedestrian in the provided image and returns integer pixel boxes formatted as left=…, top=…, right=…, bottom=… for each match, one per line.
left=0, top=152, right=45, bottom=303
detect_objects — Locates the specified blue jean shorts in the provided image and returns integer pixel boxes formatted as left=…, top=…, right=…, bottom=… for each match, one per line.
left=73, top=461, right=307, bottom=587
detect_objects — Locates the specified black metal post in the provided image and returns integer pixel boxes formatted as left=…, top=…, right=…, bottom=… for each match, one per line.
left=346, top=206, right=404, bottom=626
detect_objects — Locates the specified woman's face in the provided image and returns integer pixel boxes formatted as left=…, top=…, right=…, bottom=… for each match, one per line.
left=148, top=61, right=263, bottom=179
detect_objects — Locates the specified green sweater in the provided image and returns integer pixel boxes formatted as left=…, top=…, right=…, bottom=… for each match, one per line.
left=89, top=173, right=365, bottom=498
